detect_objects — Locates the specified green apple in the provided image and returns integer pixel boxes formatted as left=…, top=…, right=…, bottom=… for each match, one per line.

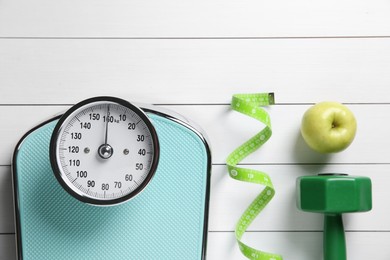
left=300, top=102, right=357, bottom=153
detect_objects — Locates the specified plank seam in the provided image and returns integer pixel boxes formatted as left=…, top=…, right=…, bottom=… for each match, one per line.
left=2, top=103, right=390, bottom=106
left=1, top=36, right=390, bottom=40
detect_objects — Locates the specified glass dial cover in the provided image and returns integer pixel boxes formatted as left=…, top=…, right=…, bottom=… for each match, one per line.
left=50, top=97, right=159, bottom=205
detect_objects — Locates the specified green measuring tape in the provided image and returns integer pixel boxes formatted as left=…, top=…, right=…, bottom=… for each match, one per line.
left=226, top=93, right=282, bottom=260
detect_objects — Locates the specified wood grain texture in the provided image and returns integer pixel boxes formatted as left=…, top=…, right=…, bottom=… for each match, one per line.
left=207, top=231, right=390, bottom=259
left=0, top=104, right=389, bottom=165
left=0, top=0, right=389, bottom=37
left=1, top=39, right=390, bottom=104
left=0, top=235, right=16, bottom=260
left=1, top=0, right=390, bottom=258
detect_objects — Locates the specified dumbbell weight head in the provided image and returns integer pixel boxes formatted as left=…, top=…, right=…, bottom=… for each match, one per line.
left=297, top=174, right=372, bottom=260
left=297, top=174, right=372, bottom=214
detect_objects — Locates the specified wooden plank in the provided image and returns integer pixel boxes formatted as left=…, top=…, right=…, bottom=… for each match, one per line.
left=0, top=231, right=387, bottom=260
left=0, top=235, right=16, bottom=260
left=171, top=104, right=390, bottom=164
left=1, top=104, right=390, bottom=165
left=0, top=106, right=69, bottom=166
left=0, top=167, right=15, bottom=234
left=1, top=164, right=388, bottom=233
left=0, top=0, right=389, bottom=37
left=207, top=231, right=390, bottom=260
left=1, top=38, right=390, bottom=104
left=209, top=164, right=389, bottom=231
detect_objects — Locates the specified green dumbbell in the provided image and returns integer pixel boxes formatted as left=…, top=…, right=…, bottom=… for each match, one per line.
left=296, top=174, right=372, bottom=260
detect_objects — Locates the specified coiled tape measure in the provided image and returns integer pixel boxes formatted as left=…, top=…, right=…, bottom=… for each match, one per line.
left=227, top=93, right=282, bottom=260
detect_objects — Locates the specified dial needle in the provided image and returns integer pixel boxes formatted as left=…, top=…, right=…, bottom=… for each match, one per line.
left=104, top=105, right=110, bottom=146
left=98, top=104, right=113, bottom=159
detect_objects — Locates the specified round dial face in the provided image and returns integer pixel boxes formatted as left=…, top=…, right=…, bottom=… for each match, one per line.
left=50, top=97, right=159, bottom=205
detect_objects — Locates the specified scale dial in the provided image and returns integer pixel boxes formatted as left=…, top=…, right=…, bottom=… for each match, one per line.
left=50, top=97, right=159, bottom=205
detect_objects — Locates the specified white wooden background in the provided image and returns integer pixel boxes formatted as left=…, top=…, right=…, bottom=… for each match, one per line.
left=1, top=0, right=390, bottom=259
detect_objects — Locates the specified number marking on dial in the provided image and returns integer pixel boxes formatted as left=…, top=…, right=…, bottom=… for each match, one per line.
left=51, top=98, right=159, bottom=205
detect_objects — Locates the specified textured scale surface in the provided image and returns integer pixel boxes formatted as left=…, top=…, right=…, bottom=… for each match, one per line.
left=14, top=113, right=210, bottom=260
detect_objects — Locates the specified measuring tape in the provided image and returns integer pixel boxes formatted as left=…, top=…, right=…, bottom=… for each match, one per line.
left=226, top=93, right=282, bottom=260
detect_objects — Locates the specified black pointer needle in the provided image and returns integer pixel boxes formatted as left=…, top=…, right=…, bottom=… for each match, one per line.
left=98, top=104, right=113, bottom=159
left=104, top=105, right=110, bottom=146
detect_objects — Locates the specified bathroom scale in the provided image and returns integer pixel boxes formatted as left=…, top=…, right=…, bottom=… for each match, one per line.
left=12, top=97, right=211, bottom=259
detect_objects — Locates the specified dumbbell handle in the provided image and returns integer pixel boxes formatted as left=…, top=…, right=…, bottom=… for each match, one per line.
left=324, top=214, right=346, bottom=260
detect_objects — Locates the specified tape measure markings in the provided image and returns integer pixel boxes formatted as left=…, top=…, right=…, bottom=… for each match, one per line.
left=226, top=93, right=282, bottom=260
